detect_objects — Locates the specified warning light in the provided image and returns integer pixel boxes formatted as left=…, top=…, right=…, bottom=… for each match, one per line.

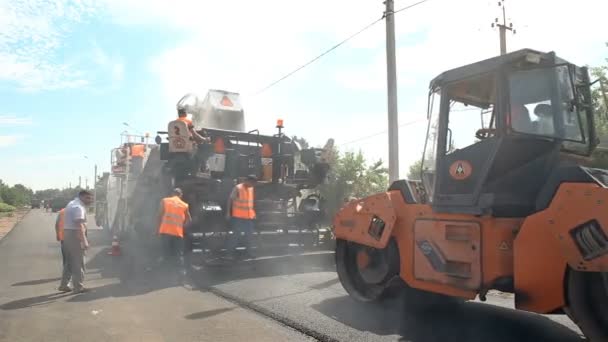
left=220, top=96, right=233, bottom=107
left=276, top=119, right=284, bottom=128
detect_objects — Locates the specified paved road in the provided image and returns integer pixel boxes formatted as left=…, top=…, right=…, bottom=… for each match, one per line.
left=0, top=210, right=312, bottom=342
left=0, top=210, right=586, bottom=342
left=193, top=250, right=585, bottom=342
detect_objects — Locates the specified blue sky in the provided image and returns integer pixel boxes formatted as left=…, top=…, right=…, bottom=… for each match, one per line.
left=1, top=0, right=607, bottom=190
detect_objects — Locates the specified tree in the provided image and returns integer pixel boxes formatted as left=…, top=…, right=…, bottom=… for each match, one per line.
left=292, top=136, right=310, bottom=149
left=0, top=180, right=33, bottom=207
left=319, top=150, right=389, bottom=218
left=407, top=160, right=423, bottom=180
left=589, top=47, right=608, bottom=168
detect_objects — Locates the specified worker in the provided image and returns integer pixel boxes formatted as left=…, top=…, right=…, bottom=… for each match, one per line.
left=225, top=175, right=257, bottom=260
left=130, top=143, right=146, bottom=175
left=58, top=190, right=94, bottom=294
left=509, top=103, right=532, bottom=133
left=534, top=103, right=555, bottom=135
left=177, top=108, right=208, bottom=144
left=176, top=107, right=212, bottom=175
left=55, top=208, right=71, bottom=292
left=157, top=188, right=192, bottom=270
left=113, top=144, right=128, bottom=173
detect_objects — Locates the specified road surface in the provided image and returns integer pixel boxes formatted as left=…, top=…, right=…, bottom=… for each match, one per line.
left=0, top=210, right=586, bottom=342
left=0, top=210, right=311, bottom=342
left=194, top=251, right=584, bottom=342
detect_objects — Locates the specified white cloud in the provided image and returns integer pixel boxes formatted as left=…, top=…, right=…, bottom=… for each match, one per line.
left=0, top=135, right=23, bottom=147
left=0, top=115, right=32, bottom=126
left=91, top=42, right=125, bottom=85
left=0, top=0, right=104, bottom=91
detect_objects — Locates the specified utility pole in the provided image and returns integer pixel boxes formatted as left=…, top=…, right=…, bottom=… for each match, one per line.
left=385, top=0, right=400, bottom=183
left=93, top=164, right=97, bottom=212
left=78, top=176, right=82, bottom=188
left=492, top=0, right=515, bottom=55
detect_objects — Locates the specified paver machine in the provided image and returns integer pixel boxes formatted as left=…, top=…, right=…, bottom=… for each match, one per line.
left=96, top=132, right=162, bottom=241
left=155, top=90, right=333, bottom=259
left=333, top=49, right=608, bottom=341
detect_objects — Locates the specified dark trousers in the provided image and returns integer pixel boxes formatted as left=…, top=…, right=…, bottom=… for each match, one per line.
left=161, top=233, right=184, bottom=267
left=226, top=218, right=255, bottom=252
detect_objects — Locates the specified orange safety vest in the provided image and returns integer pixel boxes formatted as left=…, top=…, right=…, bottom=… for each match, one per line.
left=57, top=208, right=65, bottom=241
left=231, top=184, right=256, bottom=220
left=131, top=144, right=145, bottom=157
left=158, top=196, right=189, bottom=238
left=177, top=116, right=194, bottom=128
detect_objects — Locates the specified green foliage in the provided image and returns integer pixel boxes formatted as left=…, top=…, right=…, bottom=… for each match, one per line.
left=34, top=189, right=60, bottom=200
left=589, top=53, right=608, bottom=168
left=407, top=160, right=423, bottom=180
left=319, top=148, right=389, bottom=218
left=0, top=202, right=16, bottom=212
left=34, top=188, right=81, bottom=203
left=292, top=136, right=310, bottom=149
left=0, top=181, right=33, bottom=207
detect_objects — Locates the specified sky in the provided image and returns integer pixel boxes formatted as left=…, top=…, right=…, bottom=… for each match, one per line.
left=0, top=0, right=607, bottom=190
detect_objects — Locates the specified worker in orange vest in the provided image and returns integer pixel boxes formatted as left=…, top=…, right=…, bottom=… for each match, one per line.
left=225, top=175, right=257, bottom=260
left=157, top=188, right=192, bottom=268
left=177, top=108, right=208, bottom=144
left=129, top=143, right=146, bottom=175
left=176, top=107, right=211, bottom=176
left=55, top=208, right=71, bottom=292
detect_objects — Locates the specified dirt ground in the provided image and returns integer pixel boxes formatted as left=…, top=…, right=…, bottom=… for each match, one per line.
left=0, top=209, right=30, bottom=241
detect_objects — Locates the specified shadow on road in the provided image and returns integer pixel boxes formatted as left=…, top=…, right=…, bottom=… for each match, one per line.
left=0, top=292, right=73, bottom=310
left=185, top=307, right=235, bottom=320
left=11, top=277, right=61, bottom=287
left=67, top=267, right=189, bottom=303
left=312, top=295, right=583, bottom=342
left=66, top=232, right=192, bottom=303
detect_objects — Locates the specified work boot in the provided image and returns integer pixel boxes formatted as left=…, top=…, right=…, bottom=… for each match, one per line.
left=58, top=285, right=72, bottom=292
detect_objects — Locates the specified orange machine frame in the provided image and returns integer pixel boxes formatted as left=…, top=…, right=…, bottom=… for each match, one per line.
left=334, top=182, right=608, bottom=314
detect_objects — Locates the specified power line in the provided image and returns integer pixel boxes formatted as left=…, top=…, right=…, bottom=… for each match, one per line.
left=394, top=0, right=432, bottom=14
left=253, top=0, right=432, bottom=96
left=253, top=16, right=384, bottom=95
left=339, top=117, right=426, bottom=147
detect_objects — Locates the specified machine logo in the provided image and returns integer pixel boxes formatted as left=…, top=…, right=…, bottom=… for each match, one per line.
left=449, top=160, right=473, bottom=180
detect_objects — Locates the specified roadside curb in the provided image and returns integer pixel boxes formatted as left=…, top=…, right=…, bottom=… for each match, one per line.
left=0, top=209, right=31, bottom=246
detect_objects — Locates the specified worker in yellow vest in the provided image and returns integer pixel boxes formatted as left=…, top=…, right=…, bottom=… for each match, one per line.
left=225, top=175, right=257, bottom=259
left=55, top=208, right=71, bottom=292
left=157, top=188, right=192, bottom=267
